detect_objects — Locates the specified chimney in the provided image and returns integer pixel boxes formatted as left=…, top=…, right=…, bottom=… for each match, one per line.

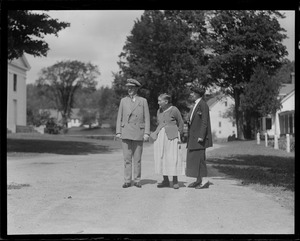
left=291, top=72, right=295, bottom=85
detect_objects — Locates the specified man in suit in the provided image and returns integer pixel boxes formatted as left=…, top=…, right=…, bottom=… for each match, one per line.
left=116, top=78, right=150, bottom=188
left=186, top=86, right=213, bottom=189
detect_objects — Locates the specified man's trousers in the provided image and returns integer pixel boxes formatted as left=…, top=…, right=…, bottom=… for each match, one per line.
left=122, top=139, right=143, bottom=183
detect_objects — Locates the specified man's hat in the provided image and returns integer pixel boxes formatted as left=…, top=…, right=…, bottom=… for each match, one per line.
left=125, top=78, right=141, bottom=87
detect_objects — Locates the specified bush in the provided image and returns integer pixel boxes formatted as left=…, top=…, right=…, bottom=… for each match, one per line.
left=44, top=118, right=63, bottom=134
left=268, top=135, right=295, bottom=152
left=27, top=109, right=51, bottom=127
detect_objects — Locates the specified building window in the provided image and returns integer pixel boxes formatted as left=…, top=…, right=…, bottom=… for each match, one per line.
left=266, top=118, right=272, bottom=130
left=219, top=121, right=221, bottom=127
left=13, top=74, right=17, bottom=91
left=224, top=101, right=227, bottom=107
left=288, top=114, right=293, bottom=134
left=219, top=131, right=221, bottom=134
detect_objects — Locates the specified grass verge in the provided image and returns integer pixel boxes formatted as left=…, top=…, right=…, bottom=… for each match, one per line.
left=207, top=140, right=294, bottom=212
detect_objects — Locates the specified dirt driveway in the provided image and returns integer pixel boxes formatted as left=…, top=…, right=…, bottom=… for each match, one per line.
left=7, top=143, right=294, bottom=234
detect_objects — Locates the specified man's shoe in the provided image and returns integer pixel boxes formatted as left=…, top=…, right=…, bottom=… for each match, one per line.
left=195, top=181, right=210, bottom=189
left=134, top=182, right=142, bottom=188
left=188, top=181, right=201, bottom=188
left=122, top=183, right=131, bottom=188
left=157, top=181, right=170, bottom=188
left=173, top=183, right=179, bottom=189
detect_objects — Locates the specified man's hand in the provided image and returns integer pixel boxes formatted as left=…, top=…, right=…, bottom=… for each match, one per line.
left=143, top=134, right=150, bottom=142
left=115, top=134, right=121, bottom=140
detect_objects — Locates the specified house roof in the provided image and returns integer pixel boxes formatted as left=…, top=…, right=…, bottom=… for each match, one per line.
left=281, top=89, right=294, bottom=105
left=279, top=83, right=294, bottom=99
left=8, top=54, right=31, bottom=71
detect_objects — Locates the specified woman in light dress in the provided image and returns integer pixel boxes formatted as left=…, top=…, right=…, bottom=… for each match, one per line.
left=150, top=93, right=185, bottom=189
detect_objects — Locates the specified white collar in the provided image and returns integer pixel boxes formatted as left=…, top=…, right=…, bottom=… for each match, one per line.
left=194, top=97, right=201, bottom=105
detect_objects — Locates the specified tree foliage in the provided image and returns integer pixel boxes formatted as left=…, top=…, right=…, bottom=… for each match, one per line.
left=36, top=60, right=100, bottom=127
left=241, top=66, right=282, bottom=117
left=97, top=86, right=119, bottom=129
left=271, top=59, right=295, bottom=84
left=113, top=10, right=209, bottom=122
left=207, top=10, right=288, bottom=139
left=8, top=10, right=70, bottom=60
left=27, top=83, right=56, bottom=110
left=74, top=87, right=100, bottom=110
left=27, top=109, right=51, bottom=127
left=79, top=109, right=98, bottom=129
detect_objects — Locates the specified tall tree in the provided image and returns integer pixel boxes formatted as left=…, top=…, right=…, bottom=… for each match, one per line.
left=27, top=83, right=56, bottom=111
left=97, top=86, right=119, bottom=129
left=73, top=87, right=100, bottom=110
left=207, top=10, right=288, bottom=139
left=240, top=66, right=282, bottom=137
left=8, top=10, right=70, bottom=60
left=113, top=10, right=209, bottom=124
left=36, top=60, right=100, bottom=127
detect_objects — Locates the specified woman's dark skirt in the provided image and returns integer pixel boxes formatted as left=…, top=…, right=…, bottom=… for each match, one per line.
left=186, top=149, right=207, bottom=178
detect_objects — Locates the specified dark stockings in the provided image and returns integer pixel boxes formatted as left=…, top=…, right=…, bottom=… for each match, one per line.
left=163, top=175, right=178, bottom=184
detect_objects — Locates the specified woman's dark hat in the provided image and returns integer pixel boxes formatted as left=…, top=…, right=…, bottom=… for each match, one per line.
left=190, top=86, right=206, bottom=95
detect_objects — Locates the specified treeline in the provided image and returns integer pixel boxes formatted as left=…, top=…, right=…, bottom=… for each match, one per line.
left=20, top=10, right=294, bottom=139
left=27, top=84, right=118, bottom=129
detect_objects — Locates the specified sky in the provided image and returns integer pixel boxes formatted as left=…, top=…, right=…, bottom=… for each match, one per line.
left=25, top=10, right=295, bottom=88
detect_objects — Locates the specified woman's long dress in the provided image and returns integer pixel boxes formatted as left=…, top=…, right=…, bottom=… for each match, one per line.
left=153, top=106, right=185, bottom=176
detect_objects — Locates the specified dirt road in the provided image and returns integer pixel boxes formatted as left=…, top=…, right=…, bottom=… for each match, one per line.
left=7, top=143, right=294, bottom=234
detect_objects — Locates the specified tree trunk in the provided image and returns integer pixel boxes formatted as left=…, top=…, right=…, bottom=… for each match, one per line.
left=234, top=90, right=245, bottom=140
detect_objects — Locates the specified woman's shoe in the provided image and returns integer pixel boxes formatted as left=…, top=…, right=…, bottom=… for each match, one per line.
left=195, top=181, right=210, bottom=189
left=157, top=181, right=170, bottom=188
left=134, top=182, right=142, bottom=188
left=188, top=181, right=201, bottom=188
left=122, top=183, right=131, bottom=188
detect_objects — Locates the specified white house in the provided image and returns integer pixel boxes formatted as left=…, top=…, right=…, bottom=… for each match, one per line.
left=42, top=108, right=82, bottom=128
left=207, top=94, right=237, bottom=140
left=41, top=108, right=99, bottom=128
left=7, top=55, right=31, bottom=133
left=260, top=73, right=295, bottom=138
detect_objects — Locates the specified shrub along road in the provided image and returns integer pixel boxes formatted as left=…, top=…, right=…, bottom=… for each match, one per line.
left=7, top=135, right=294, bottom=234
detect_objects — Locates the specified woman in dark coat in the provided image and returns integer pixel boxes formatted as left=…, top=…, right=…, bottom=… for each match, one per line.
left=186, top=86, right=213, bottom=189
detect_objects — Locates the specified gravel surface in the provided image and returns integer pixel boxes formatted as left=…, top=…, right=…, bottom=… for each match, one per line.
left=7, top=143, right=294, bottom=234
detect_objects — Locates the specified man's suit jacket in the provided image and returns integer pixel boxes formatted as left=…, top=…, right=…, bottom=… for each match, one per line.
left=187, top=98, right=213, bottom=150
left=116, top=96, right=150, bottom=141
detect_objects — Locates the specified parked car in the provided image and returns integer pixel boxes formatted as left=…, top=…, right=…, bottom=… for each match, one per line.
left=45, top=118, right=63, bottom=134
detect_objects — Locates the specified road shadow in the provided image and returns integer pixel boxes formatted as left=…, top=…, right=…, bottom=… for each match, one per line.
left=140, top=179, right=157, bottom=186
left=7, top=138, right=121, bottom=155
left=140, top=179, right=187, bottom=188
left=208, top=155, right=294, bottom=168
left=207, top=155, right=294, bottom=191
